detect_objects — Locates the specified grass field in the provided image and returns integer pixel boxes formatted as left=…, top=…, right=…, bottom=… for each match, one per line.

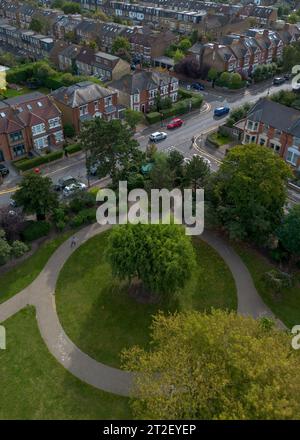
left=56, top=231, right=237, bottom=368
left=0, top=307, right=130, bottom=419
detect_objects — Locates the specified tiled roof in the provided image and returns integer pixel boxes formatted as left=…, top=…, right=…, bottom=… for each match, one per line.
left=51, top=81, right=113, bottom=108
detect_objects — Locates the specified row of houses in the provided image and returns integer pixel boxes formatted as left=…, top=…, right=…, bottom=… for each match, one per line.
left=187, top=24, right=300, bottom=78
left=240, top=98, right=300, bottom=169
left=0, top=70, right=179, bottom=162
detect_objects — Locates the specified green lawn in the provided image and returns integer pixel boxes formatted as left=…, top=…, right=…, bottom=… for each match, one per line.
left=0, top=231, right=72, bottom=305
left=208, top=132, right=231, bottom=147
left=0, top=307, right=130, bottom=419
left=56, top=231, right=237, bottom=368
left=0, top=86, right=50, bottom=99
left=234, top=243, right=300, bottom=329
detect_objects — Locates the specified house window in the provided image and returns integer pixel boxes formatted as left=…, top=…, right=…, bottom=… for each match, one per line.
left=259, top=137, right=266, bottom=146
left=160, top=85, right=168, bottom=95
left=149, top=89, right=156, bottom=99
left=171, top=93, right=177, bottom=102
left=54, top=130, right=64, bottom=143
left=104, top=96, right=113, bottom=107
left=294, top=137, right=300, bottom=147
left=94, top=101, right=99, bottom=111
left=48, top=117, right=61, bottom=129
left=31, top=123, right=45, bottom=136
left=286, top=147, right=300, bottom=166
left=133, top=93, right=139, bottom=103
left=9, top=131, right=23, bottom=142
left=79, top=105, right=88, bottom=116
left=247, top=120, right=258, bottom=131
left=34, top=136, right=48, bottom=149
left=12, top=144, right=26, bottom=157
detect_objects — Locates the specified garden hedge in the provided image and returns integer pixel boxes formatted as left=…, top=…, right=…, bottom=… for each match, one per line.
left=13, top=151, right=64, bottom=171
left=21, top=221, right=51, bottom=242
left=65, top=144, right=82, bottom=154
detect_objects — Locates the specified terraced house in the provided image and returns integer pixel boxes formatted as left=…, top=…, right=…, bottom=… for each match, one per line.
left=0, top=92, right=63, bottom=162
left=51, top=81, right=124, bottom=134
left=242, top=98, right=300, bottom=169
left=109, top=70, right=179, bottom=113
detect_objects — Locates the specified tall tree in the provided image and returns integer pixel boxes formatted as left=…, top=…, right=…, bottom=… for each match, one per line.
left=212, top=144, right=291, bottom=243
left=107, top=224, right=195, bottom=299
left=277, top=205, right=300, bottom=260
left=124, top=109, right=143, bottom=131
left=79, top=118, right=142, bottom=182
left=123, top=309, right=300, bottom=419
left=13, top=173, right=58, bottom=220
left=184, top=156, right=211, bottom=192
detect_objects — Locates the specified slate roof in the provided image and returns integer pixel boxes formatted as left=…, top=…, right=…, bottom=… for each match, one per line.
left=51, top=81, right=113, bottom=108
left=247, top=98, right=300, bottom=137
left=110, top=70, right=178, bottom=95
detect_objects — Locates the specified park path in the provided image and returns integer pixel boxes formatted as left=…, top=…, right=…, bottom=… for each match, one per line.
left=0, top=223, right=285, bottom=397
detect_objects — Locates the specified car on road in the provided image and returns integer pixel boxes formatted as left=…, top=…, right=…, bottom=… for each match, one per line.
left=214, top=106, right=230, bottom=117
left=0, top=163, right=9, bottom=177
left=183, top=157, right=191, bottom=164
left=191, top=82, right=204, bottom=91
left=193, top=154, right=211, bottom=167
left=167, top=118, right=183, bottom=129
left=62, top=182, right=87, bottom=197
left=149, top=131, right=167, bottom=142
left=273, top=76, right=285, bottom=85
left=54, top=176, right=83, bottom=191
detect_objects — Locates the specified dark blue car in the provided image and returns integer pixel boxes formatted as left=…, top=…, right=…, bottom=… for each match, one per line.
left=214, top=106, right=230, bottom=117
left=191, top=82, right=204, bottom=91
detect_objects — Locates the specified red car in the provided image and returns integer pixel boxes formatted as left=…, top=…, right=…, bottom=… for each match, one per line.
left=167, top=118, right=183, bottom=129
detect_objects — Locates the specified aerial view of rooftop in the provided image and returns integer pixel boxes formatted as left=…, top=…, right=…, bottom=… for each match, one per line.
left=0, top=0, right=300, bottom=434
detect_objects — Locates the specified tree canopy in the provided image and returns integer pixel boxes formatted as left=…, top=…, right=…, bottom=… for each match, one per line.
left=107, top=224, right=195, bottom=298
left=277, top=205, right=300, bottom=259
left=123, top=309, right=300, bottom=419
left=211, top=144, right=291, bottom=243
left=13, top=173, right=58, bottom=220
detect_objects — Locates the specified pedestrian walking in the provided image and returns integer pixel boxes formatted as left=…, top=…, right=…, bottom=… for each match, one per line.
left=71, top=236, right=77, bottom=248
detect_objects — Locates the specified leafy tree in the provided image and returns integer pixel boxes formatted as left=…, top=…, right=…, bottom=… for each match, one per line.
left=29, top=18, right=43, bottom=33
left=63, top=123, right=75, bottom=138
left=219, top=71, right=230, bottom=86
left=79, top=118, right=142, bottom=182
left=148, top=152, right=174, bottom=190
left=167, top=150, right=185, bottom=186
left=0, top=229, right=11, bottom=265
left=107, top=224, right=195, bottom=299
left=212, top=144, right=292, bottom=243
left=13, top=173, right=59, bottom=221
left=0, top=51, right=17, bottom=67
left=230, top=72, right=242, bottom=88
left=288, top=13, right=298, bottom=24
left=174, top=48, right=185, bottom=64
left=0, top=206, right=24, bottom=241
left=11, top=240, right=29, bottom=258
left=51, top=0, right=64, bottom=8
left=184, top=155, right=211, bottom=192
left=61, top=2, right=81, bottom=14
left=124, top=109, right=143, bottom=131
left=277, top=205, right=300, bottom=260
left=178, top=38, right=192, bottom=53
left=93, top=9, right=109, bottom=21
left=111, top=36, right=130, bottom=55
left=122, top=309, right=300, bottom=419
left=207, top=67, right=218, bottom=82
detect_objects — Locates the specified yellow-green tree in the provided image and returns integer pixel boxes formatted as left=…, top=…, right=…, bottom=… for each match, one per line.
left=123, top=309, right=300, bottom=419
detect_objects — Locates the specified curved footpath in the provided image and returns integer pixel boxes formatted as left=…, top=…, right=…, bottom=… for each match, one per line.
left=0, top=223, right=285, bottom=397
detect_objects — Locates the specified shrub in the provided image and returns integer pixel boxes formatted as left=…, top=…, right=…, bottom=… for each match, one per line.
left=56, top=220, right=66, bottom=232
left=79, top=207, right=97, bottom=223
left=21, top=221, right=51, bottom=242
left=70, top=214, right=85, bottom=228
left=0, top=230, right=11, bottom=265
left=65, top=143, right=81, bottom=154
left=11, top=240, right=29, bottom=258
left=263, top=269, right=294, bottom=293
left=63, top=123, right=76, bottom=138
left=146, top=112, right=161, bottom=124
left=69, top=192, right=95, bottom=213
left=13, top=151, right=63, bottom=171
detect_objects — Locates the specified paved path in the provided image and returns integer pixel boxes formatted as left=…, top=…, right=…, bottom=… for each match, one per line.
left=0, top=223, right=285, bottom=397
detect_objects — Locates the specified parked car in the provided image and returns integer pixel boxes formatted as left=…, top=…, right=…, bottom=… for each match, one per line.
left=183, top=157, right=191, bottom=164
left=273, top=76, right=285, bottom=85
left=63, top=182, right=87, bottom=197
left=0, top=163, right=9, bottom=177
left=149, top=132, right=167, bottom=142
left=167, top=118, right=183, bottom=129
left=214, top=106, right=230, bottom=117
left=191, top=82, right=204, bottom=91
left=54, top=176, right=81, bottom=191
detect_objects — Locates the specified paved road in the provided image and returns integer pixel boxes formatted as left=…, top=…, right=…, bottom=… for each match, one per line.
left=0, top=222, right=285, bottom=396
left=0, top=80, right=296, bottom=206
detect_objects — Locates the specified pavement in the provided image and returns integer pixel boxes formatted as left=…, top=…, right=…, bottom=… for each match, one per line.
left=0, top=222, right=285, bottom=396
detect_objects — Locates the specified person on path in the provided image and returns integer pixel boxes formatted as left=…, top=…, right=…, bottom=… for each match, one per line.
left=71, top=236, right=77, bottom=248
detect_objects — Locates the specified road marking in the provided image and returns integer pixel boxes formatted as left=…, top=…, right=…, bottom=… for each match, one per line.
left=43, top=158, right=85, bottom=177
left=0, top=186, right=19, bottom=195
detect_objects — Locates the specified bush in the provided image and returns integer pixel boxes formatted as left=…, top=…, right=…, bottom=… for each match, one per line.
left=263, top=269, right=294, bottom=293
left=63, top=123, right=76, bottom=138
left=0, top=230, right=11, bottom=265
left=11, top=240, right=29, bottom=258
left=13, top=151, right=63, bottom=171
left=69, top=192, right=95, bottom=213
left=79, top=207, right=97, bottom=223
left=21, top=221, right=51, bottom=242
left=70, top=214, right=85, bottom=228
left=65, top=143, right=81, bottom=154
left=146, top=112, right=161, bottom=124
left=56, top=220, right=66, bottom=232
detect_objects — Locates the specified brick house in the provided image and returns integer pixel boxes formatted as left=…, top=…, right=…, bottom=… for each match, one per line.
left=92, top=51, right=130, bottom=81
left=242, top=98, right=300, bottom=169
left=129, top=28, right=177, bottom=63
left=0, top=92, right=64, bottom=162
left=51, top=81, right=123, bottom=134
left=109, top=70, right=179, bottom=113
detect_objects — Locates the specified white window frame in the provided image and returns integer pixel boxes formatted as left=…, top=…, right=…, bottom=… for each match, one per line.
left=31, top=123, right=46, bottom=136
left=34, top=135, right=48, bottom=149
left=48, top=117, right=61, bottom=129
